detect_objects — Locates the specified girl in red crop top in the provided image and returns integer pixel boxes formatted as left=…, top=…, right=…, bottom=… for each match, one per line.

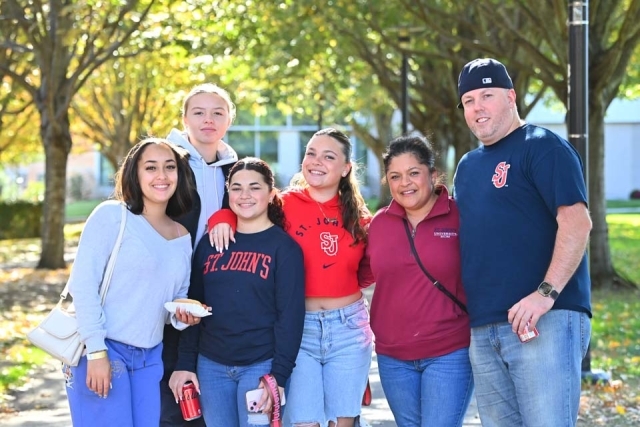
left=208, top=128, right=373, bottom=427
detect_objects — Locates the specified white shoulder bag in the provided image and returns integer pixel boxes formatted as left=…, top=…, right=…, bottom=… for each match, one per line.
left=27, top=203, right=127, bottom=366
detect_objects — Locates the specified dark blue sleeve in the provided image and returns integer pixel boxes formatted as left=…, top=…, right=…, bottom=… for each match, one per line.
left=530, top=138, right=588, bottom=216
left=175, top=241, right=207, bottom=373
left=270, top=240, right=306, bottom=386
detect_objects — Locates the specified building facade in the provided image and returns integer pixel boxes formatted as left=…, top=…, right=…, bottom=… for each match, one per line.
left=5, top=98, right=639, bottom=203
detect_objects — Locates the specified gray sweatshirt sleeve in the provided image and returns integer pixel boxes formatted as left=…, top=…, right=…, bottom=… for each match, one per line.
left=68, top=201, right=122, bottom=353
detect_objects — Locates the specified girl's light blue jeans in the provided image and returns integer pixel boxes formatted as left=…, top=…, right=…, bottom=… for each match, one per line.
left=196, top=354, right=272, bottom=427
left=284, top=296, right=373, bottom=426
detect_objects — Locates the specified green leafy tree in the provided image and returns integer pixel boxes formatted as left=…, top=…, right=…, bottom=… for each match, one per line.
left=396, top=0, right=640, bottom=288
left=0, top=89, right=40, bottom=165
left=0, top=0, right=161, bottom=268
left=185, top=1, right=402, bottom=200
left=72, top=52, right=184, bottom=171
left=211, top=0, right=543, bottom=198
left=247, top=0, right=639, bottom=288
left=0, top=29, right=40, bottom=165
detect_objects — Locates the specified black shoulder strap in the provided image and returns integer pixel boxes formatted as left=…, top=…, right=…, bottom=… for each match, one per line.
left=403, top=219, right=468, bottom=314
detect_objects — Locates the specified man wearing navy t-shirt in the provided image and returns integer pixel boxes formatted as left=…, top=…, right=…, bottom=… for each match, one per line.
left=453, top=58, right=592, bottom=427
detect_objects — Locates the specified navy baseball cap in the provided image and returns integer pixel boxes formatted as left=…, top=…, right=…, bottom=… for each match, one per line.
left=457, top=58, right=513, bottom=108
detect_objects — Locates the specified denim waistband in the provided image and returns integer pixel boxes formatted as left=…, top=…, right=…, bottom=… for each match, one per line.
left=305, top=295, right=368, bottom=321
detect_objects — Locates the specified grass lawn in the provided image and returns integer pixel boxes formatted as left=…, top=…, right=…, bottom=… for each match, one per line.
left=65, top=199, right=103, bottom=219
left=606, top=199, right=640, bottom=209
left=588, top=214, right=640, bottom=377
left=608, top=214, right=640, bottom=285
left=590, top=288, right=640, bottom=377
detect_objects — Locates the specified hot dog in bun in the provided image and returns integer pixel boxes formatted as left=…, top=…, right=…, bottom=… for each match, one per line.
left=173, top=298, right=202, bottom=305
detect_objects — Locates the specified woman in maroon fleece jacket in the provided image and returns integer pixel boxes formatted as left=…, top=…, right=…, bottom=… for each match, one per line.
left=359, top=135, right=473, bottom=427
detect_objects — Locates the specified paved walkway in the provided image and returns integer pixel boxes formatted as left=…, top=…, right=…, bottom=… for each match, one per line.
left=0, top=355, right=481, bottom=427
left=0, top=360, right=71, bottom=427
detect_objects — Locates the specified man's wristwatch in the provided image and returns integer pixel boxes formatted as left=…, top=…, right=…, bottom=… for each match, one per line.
left=537, top=281, right=559, bottom=301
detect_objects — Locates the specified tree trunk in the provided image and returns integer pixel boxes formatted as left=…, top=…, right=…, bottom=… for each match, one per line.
left=587, top=100, right=608, bottom=281
left=37, top=107, right=72, bottom=269
left=375, top=146, right=391, bottom=208
left=375, top=114, right=393, bottom=208
left=587, top=100, right=634, bottom=289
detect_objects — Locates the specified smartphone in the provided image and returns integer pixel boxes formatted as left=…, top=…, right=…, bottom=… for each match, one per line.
left=245, top=388, right=286, bottom=413
left=518, top=321, right=540, bottom=343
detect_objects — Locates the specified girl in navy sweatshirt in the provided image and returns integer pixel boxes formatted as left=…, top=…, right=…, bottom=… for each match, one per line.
left=170, top=158, right=305, bottom=427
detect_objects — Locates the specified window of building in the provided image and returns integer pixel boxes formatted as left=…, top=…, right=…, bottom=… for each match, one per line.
left=298, top=131, right=316, bottom=163
left=227, top=131, right=278, bottom=166
left=352, top=135, right=369, bottom=187
left=99, top=155, right=115, bottom=186
left=261, top=107, right=287, bottom=126
left=234, top=110, right=256, bottom=126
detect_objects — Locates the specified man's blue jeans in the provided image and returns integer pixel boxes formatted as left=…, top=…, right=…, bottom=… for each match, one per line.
left=377, top=347, right=474, bottom=427
left=470, top=309, right=590, bottom=427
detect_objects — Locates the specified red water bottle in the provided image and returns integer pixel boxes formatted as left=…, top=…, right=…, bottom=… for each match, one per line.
left=180, top=382, right=202, bottom=421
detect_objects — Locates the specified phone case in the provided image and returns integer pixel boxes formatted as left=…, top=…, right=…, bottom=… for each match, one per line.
left=245, top=387, right=286, bottom=412
left=518, top=322, right=540, bottom=343
left=246, top=389, right=264, bottom=413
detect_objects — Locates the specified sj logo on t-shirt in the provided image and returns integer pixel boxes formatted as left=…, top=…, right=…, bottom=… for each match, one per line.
left=491, top=161, right=511, bottom=188
left=320, top=232, right=338, bottom=256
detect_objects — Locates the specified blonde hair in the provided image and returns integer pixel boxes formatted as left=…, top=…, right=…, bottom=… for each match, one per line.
left=181, top=83, right=236, bottom=123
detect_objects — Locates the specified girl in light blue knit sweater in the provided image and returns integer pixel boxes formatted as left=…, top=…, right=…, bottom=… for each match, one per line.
left=64, top=138, right=201, bottom=427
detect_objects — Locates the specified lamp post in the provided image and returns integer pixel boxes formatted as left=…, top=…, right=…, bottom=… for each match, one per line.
left=568, top=0, right=588, bottom=177
left=567, top=0, right=608, bottom=384
left=398, top=29, right=410, bottom=135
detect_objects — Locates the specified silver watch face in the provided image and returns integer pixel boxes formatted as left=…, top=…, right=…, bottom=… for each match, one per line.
left=539, top=282, right=553, bottom=296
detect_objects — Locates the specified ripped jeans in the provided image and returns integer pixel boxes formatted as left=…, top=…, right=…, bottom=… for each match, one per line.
left=283, top=296, right=373, bottom=426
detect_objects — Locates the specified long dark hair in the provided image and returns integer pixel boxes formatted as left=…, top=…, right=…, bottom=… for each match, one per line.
left=227, top=157, right=287, bottom=230
left=290, top=128, right=370, bottom=244
left=113, top=138, right=194, bottom=218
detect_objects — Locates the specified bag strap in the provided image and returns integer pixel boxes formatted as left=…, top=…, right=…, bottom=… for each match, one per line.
left=60, top=203, right=127, bottom=305
left=259, top=374, right=282, bottom=427
left=402, top=219, right=468, bottom=314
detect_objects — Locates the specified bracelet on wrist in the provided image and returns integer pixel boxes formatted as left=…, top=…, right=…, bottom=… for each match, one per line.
left=86, top=350, right=108, bottom=361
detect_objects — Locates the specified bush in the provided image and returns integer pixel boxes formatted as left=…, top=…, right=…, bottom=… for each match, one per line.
left=0, top=201, right=43, bottom=240
left=630, top=189, right=640, bottom=199
left=68, top=173, right=95, bottom=202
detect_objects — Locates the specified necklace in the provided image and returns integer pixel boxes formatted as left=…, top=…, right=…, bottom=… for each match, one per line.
left=315, top=200, right=338, bottom=223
